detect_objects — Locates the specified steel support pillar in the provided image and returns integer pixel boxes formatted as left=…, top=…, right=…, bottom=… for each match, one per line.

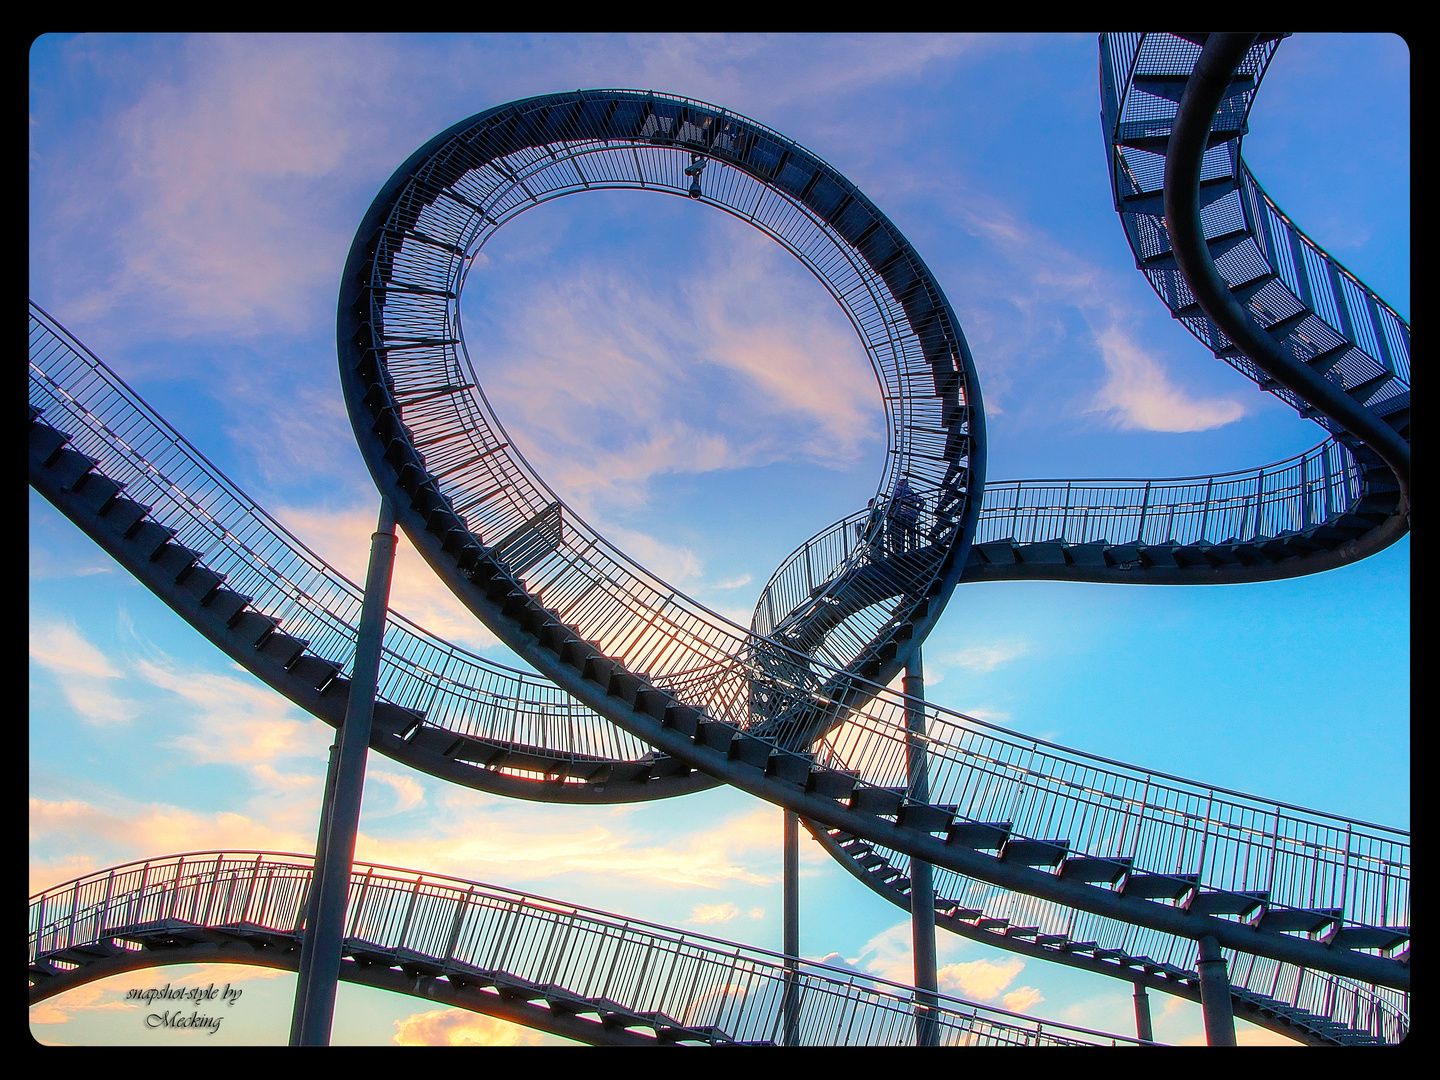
left=783, top=808, right=800, bottom=1046
left=1133, top=982, right=1154, bottom=1044
left=1196, top=935, right=1237, bottom=1046
left=905, top=650, right=939, bottom=1047
left=290, top=498, right=396, bottom=1046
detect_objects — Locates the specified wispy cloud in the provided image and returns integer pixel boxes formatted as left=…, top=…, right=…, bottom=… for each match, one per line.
left=1090, top=327, right=1247, bottom=432
left=943, top=639, right=1027, bottom=674
left=937, top=181, right=1249, bottom=434
left=937, top=955, right=1024, bottom=1000
left=689, top=901, right=741, bottom=924
left=473, top=218, right=882, bottom=515
left=393, top=1008, right=546, bottom=1046
left=29, top=618, right=141, bottom=724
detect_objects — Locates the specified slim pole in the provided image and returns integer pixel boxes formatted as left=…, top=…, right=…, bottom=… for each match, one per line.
left=905, top=649, right=939, bottom=1047
left=290, top=498, right=396, bottom=1046
left=288, top=736, right=341, bottom=1039
left=783, top=809, right=800, bottom=1046
left=1196, top=935, right=1237, bottom=1046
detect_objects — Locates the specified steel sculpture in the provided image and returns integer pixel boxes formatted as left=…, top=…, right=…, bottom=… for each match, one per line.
left=29, top=35, right=1408, bottom=1047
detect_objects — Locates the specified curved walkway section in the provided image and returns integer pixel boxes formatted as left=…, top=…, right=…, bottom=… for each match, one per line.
left=338, top=90, right=984, bottom=759
left=1103, top=33, right=1408, bottom=558
left=28, top=852, right=1144, bottom=1047
left=807, top=823, right=1404, bottom=1045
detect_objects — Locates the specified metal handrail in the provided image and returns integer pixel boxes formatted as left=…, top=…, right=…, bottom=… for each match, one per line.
left=973, top=439, right=1361, bottom=547
left=29, top=305, right=653, bottom=770
left=29, top=851, right=1146, bottom=1046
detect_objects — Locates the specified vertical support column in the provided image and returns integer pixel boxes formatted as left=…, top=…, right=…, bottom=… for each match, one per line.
left=1133, top=982, right=1154, bottom=1044
left=1196, top=935, right=1237, bottom=1046
left=783, top=809, right=800, bottom=1046
left=290, top=498, right=397, bottom=1047
left=905, top=649, right=939, bottom=1047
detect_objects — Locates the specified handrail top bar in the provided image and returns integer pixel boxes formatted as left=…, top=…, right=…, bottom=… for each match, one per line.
left=987, top=438, right=1344, bottom=490
left=27, top=847, right=1145, bottom=1042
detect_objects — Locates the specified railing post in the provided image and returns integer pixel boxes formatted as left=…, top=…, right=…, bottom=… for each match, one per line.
left=1198, top=478, right=1214, bottom=543
left=291, top=497, right=397, bottom=1047
left=783, top=808, right=800, bottom=1046
left=1299, top=452, right=1311, bottom=529
left=904, top=649, right=939, bottom=1047
left=1252, top=469, right=1265, bottom=541
left=1135, top=481, right=1152, bottom=545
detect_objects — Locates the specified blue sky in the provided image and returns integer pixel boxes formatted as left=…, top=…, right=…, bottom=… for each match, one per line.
left=30, top=33, right=1408, bottom=1046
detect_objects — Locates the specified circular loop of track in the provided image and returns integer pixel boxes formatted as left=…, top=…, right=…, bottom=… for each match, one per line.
left=339, top=90, right=985, bottom=742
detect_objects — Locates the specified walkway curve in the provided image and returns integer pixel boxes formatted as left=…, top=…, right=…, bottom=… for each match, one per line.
left=28, top=851, right=1146, bottom=1047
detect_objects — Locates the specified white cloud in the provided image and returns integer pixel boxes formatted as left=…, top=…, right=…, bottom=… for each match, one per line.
left=393, top=1008, right=545, bottom=1046
left=1091, top=327, right=1247, bottom=432
left=29, top=618, right=142, bottom=724
left=937, top=955, right=1025, bottom=1001
left=1000, top=985, right=1044, bottom=1013
left=690, top=901, right=741, bottom=924
left=945, top=640, right=1027, bottom=673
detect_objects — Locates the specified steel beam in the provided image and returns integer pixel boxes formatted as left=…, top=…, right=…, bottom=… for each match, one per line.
left=905, top=651, right=939, bottom=1047
left=290, top=499, right=397, bottom=1046
left=784, top=808, right=800, bottom=1046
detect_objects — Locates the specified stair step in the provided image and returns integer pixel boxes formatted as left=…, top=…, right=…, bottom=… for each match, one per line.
left=29, top=422, right=71, bottom=465
left=807, top=767, right=858, bottom=801
left=946, top=821, right=1011, bottom=850
left=46, top=447, right=99, bottom=490
left=1184, top=889, right=1268, bottom=918
left=287, top=654, right=344, bottom=693
left=1131, top=71, right=1255, bottom=104
left=1122, top=175, right=1236, bottom=219
left=179, top=565, right=226, bottom=604
left=999, top=839, right=1068, bottom=867
left=127, top=520, right=178, bottom=560
left=68, top=472, right=124, bottom=515
left=1325, top=924, right=1409, bottom=952
left=229, top=611, right=281, bottom=648
left=102, top=496, right=151, bottom=536
left=206, top=588, right=253, bottom=627
left=258, top=631, right=308, bottom=669
left=850, top=786, right=905, bottom=818
left=151, top=541, right=200, bottom=580
left=1058, top=856, right=1132, bottom=884
left=896, top=801, right=954, bottom=835
left=1120, top=872, right=1198, bottom=901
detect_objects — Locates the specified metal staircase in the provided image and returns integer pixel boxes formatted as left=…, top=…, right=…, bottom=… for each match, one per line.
left=29, top=44, right=1409, bottom=1047
left=28, top=852, right=1145, bottom=1047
